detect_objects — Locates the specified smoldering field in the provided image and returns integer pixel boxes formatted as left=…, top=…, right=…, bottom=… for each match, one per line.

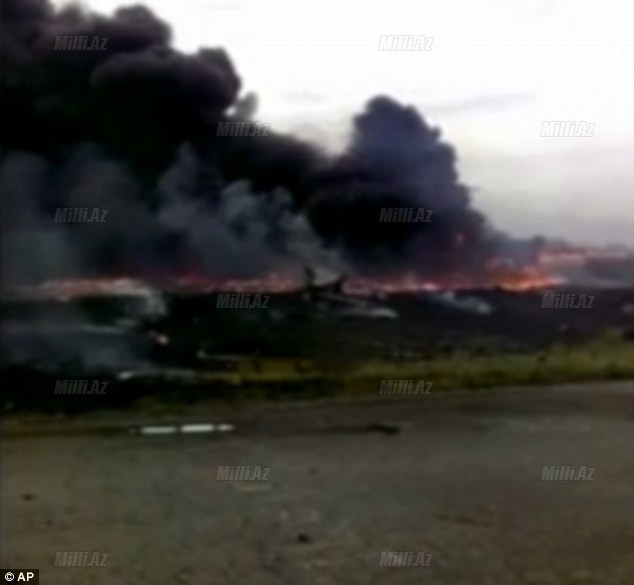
left=3, top=285, right=634, bottom=413
left=2, top=0, right=634, bottom=413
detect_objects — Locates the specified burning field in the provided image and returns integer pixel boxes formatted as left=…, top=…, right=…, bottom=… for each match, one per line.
left=2, top=271, right=634, bottom=413
left=2, top=0, right=634, bottom=411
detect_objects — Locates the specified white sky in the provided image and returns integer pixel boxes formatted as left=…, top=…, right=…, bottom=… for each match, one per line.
left=55, top=0, right=634, bottom=246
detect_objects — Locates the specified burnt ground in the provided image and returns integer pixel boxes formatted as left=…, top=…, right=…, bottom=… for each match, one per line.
left=2, top=287, right=634, bottom=412
left=2, top=382, right=634, bottom=585
left=145, top=287, right=634, bottom=361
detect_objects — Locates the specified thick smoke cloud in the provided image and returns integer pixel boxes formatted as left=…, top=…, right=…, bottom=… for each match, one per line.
left=1, top=0, right=501, bottom=285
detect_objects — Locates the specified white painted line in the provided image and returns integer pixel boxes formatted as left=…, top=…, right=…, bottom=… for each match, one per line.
left=139, top=426, right=178, bottom=435
left=217, top=423, right=235, bottom=432
left=135, top=422, right=236, bottom=436
left=180, top=424, right=216, bottom=433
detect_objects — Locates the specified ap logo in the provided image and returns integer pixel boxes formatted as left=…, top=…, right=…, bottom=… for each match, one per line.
left=2, top=570, right=39, bottom=583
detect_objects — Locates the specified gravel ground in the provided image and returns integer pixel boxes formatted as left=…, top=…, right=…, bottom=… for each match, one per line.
left=2, top=382, right=634, bottom=584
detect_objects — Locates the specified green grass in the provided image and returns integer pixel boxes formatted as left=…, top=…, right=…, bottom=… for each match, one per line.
left=340, top=332, right=634, bottom=395
left=152, top=332, right=634, bottom=399
left=7, top=333, right=633, bottom=414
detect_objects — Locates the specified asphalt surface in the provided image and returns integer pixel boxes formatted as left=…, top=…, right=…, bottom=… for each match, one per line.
left=2, top=382, right=634, bottom=584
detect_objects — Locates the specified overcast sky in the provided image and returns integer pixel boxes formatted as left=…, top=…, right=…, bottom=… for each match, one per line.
left=55, top=0, right=634, bottom=246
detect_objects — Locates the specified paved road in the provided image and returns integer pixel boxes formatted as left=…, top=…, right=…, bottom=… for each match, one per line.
left=2, top=382, right=634, bottom=584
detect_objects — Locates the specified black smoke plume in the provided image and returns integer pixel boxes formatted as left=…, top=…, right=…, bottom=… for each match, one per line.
left=1, top=0, right=503, bottom=285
